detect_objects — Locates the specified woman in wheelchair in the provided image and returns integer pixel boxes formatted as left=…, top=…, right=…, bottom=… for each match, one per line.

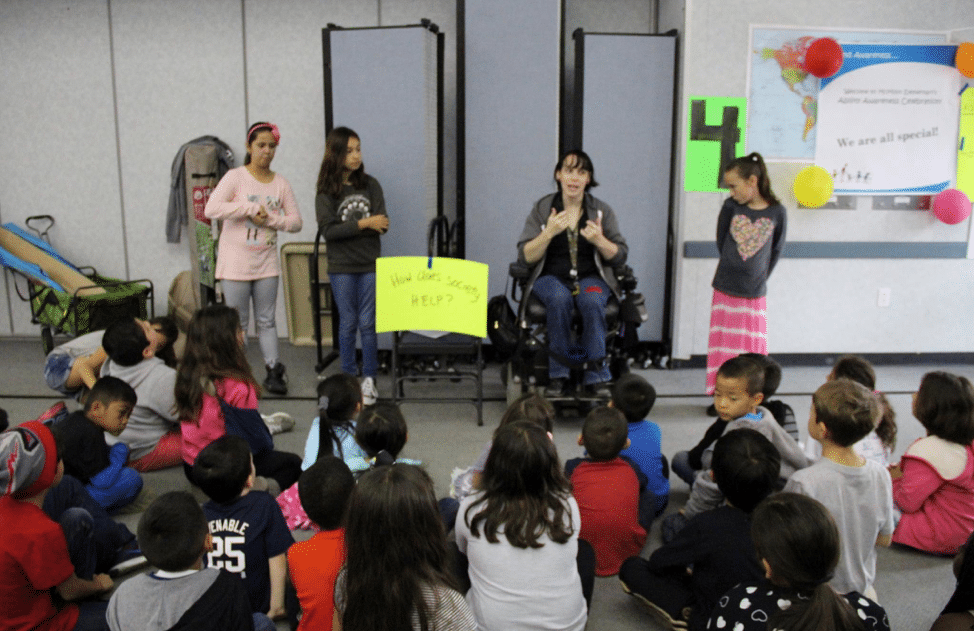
left=516, top=149, right=628, bottom=396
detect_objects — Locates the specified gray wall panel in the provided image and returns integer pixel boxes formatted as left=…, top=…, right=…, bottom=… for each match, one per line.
left=579, top=33, right=675, bottom=341
left=464, top=0, right=562, bottom=301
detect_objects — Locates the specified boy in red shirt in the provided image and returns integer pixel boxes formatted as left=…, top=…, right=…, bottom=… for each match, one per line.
left=566, top=407, right=653, bottom=576
left=287, top=456, right=355, bottom=630
left=0, top=421, right=113, bottom=631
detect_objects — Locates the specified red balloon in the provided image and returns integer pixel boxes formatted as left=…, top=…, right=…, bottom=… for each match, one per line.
left=932, top=189, right=972, bottom=225
left=803, top=38, right=844, bottom=78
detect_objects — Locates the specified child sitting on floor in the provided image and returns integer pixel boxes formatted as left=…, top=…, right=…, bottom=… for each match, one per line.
left=1, top=421, right=114, bottom=631
left=666, top=356, right=808, bottom=540
left=740, top=352, right=799, bottom=441
left=354, top=402, right=421, bottom=473
left=785, top=379, right=893, bottom=600
left=566, top=406, right=652, bottom=577
left=100, top=316, right=182, bottom=471
left=51, top=376, right=143, bottom=512
left=277, top=374, right=368, bottom=531
left=286, top=456, right=354, bottom=631
left=193, top=435, right=294, bottom=623
left=891, top=371, right=974, bottom=555
left=620, top=429, right=779, bottom=631
left=611, top=374, right=670, bottom=516
left=804, top=355, right=897, bottom=466
left=108, top=490, right=259, bottom=631
left=708, top=493, right=889, bottom=631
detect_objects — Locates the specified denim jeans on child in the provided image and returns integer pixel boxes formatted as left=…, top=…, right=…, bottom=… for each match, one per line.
left=329, top=272, right=378, bottom=377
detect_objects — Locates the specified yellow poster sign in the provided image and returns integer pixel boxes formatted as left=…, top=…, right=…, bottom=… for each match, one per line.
left=375, top=257, right=489, bottom=337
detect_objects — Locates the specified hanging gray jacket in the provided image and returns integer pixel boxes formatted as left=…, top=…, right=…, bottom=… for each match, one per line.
left=166, top=136, right=234, bottom=243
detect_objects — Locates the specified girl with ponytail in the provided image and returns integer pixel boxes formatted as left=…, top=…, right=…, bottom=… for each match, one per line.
left=705, top=152, right=787, bottom=405
left=709, top=493, right=889, bottom=631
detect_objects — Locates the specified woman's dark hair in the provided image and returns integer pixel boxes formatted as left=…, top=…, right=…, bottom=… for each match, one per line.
left=498, top=392, right=555, bottom=433
left=831, top=355, right=897, bottom=452
left=149, top=316, right=179, bottom=368
left=342, top=464, right=457, bottom=631
left=316, top=126, right=365, bottom=197
left=725, top=152, right=780, bottom=206
left=753, top=493, right=867, bottom=631
left=915, top=371, right=974, bottom=445
left=316, top=373, right=362, bottom=462
left=553, top=149, right=598, bottom=191
left=464, top=421, right=574, bottom=549
left=174, top=305, right=259, bottom=420
left=244, top=121, right=277, bottom=166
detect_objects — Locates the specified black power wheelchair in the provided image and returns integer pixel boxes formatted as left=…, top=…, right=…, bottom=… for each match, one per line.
left=497, top=261, right=647, bottom=407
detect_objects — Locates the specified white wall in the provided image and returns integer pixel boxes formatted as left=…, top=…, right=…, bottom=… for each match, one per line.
left=0, top=0, right=456, bottom=338
left=669, top=0, right=974, bottom=358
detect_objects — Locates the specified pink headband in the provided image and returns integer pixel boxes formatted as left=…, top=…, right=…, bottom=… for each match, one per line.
left=248, top=122, right=280, bottom=144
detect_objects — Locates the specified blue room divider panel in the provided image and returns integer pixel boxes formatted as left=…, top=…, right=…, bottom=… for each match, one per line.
left=574, top=32, right=677, bottom=344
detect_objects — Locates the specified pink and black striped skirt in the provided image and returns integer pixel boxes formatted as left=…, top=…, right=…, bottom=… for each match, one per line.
left=705, top=289, right=767, bottom=394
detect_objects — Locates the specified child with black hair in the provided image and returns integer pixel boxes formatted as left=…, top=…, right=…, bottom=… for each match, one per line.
left=193, top=435, right=294, bottom=623
left=100, top=317, right=182, bottom=471
left=739, top=352, right=799, bottom=441
left=354, top=402, right=420, bottom=471
left=1, top=421, right=114, bottom=631
left=611, top=374, right=670, bottom=516
left=666, top=357, right=808, bottom=541
left=287, top=457, right=354, bottom=631
left=892, top=371, right=974, bottom=555
left=51, top=375, right=143, bottom=513
left=620, top=429, right=780, bottom=631
left=786, top=380, right=893, bottom=599
left=709, top=493, right=889, bottom=631
left=278, top=373, right=369, bottom=530
left=566, top=407, right=652, bottom=577
left=107, top=490, right=258, bottom=631
left=300, top=373, right=369, bottom=472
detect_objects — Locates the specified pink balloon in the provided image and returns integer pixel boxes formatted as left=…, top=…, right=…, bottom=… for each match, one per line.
left=803, top=38, right=844, bottom=78
left=932, top=189, right=972, bottom=225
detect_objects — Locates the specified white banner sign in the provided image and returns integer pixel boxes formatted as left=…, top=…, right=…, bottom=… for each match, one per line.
left=815, top=44, right=959, bottom=194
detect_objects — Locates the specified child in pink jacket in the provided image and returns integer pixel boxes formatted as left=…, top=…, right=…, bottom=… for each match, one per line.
left=891, top=371, right=974, bottom=555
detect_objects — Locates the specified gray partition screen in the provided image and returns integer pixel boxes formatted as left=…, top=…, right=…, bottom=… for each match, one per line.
left=324, top=25, right=442, bottom=258
left=461, top=0, right=562, bottom=301
left=574, top=32, right=677, bottom=343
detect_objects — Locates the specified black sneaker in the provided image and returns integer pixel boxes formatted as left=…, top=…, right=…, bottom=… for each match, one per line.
left=263, top=362, right=288, bottom=395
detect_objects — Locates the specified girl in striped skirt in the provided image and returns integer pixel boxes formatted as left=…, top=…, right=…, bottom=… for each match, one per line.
left=706, top=153, right=786, bottom=396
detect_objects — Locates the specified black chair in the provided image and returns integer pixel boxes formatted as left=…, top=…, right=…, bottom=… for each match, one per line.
left=389, top=217, right=485, bottom=425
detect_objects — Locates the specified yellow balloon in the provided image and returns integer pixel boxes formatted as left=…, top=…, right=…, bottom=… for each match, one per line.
left=793, top=166, right=834, bottom=208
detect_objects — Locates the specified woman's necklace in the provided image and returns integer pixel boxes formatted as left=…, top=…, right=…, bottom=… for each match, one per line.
left=564, top=205, right=582, bottom=295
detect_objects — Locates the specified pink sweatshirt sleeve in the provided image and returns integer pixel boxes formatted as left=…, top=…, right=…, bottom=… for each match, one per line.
left=204, top=168, right=262, bottom=220
left=893, top=455, right=945, bottom=514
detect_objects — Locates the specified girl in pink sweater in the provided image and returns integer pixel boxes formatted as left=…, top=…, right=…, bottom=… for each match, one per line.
left=891, top=371, right=974, bottom=555
left=205, top=121, right=303, bottom=395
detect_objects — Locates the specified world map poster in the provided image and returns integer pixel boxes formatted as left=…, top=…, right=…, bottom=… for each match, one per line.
left=747, top=27, right=946, bottom=161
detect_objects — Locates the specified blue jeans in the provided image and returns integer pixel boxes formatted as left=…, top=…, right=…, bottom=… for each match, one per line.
left=531, top=274, right=611, bottom=384
left=670, top=450, right=698, bottom=487
left=329, top=272, right=378, bottom=377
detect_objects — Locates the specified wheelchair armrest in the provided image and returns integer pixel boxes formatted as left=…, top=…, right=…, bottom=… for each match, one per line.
left=613, top=264, right=638, bottom=292
left=509, top=261, right=531, bottom=282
